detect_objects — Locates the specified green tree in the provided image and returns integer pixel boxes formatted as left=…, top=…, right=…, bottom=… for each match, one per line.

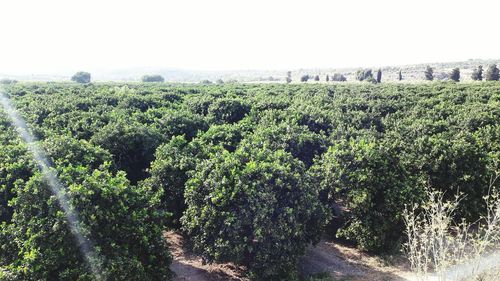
left=300, top=74, right=310, bottom=82
left=449, top=68, right=460, bottom=82
left=141, top=136, right=211, bottom=227
left=356, top=69, right=373, bottom=81
left=309, top=138, right=419, bottom=252
left=326, top=74, right=330, bottom=82
left=91, top=120, right=161, bottom=184
left=471, top=65, right=483, bottom=81
left=332, top=73, right=346, bottom=82
left=398, top=70, right=403, bottom=81
left=197, top=123, right=246, bottom=152
left=141, top=75, right=164, bottom=82
left=424, top=66, right=434, bottom=81
left=246, top=122, right=327, bottom=168
left=485, top=64, right=499, bottom=81
left=0, top=142, right=35, bottom=224
left=71, top=72, right=91, bottom=83
left=1, top=165, right=172, bottom=280
left=314, top=75, right=320, bottom=81
left=376, top=69, right=382, bottom=83
left=181, top=145, right=328, bottom=280
left=286, top=71, right=292, bottom=83
left=207, top=98, right=251, bottom=124
left=0, top=79, right=17, bottom=85
left=154, top=110, right=208, bottom=141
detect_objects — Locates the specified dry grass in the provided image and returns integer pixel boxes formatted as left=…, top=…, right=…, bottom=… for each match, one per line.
left=403, top=174, right=500, bottom=281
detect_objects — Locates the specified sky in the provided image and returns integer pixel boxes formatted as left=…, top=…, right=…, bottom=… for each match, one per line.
left=0, top=0, right=499, bottom=74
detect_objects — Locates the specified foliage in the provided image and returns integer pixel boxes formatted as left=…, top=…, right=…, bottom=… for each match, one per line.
left=71, top=72, right=91, bottom=84
left=485, top=64, right=499, bottom=81
left=0, top=79, right=17, bottom=85
left=424, top=66, right=434, bottom=81
left=155, top=109, right=208, bottom=141
left=141, top=136, right=212, bottom=227
left=0, top=164, right=172, bottom=281
left=90, top=120, right=161, bottom=184
left=471, top=65, right=483, bottom=81
left=310, top=138, right=421, bottom=252
left=303, top=272, right=332, bottom=281
left=207, top=98, right=250, bottom=124
left=0, top=81, right=499, bottom=277
left=247, top=121, right=327, bottom=168
left=356, top=69, right=373, bottom=81
left=449, top=68, right=460, bottom=82
left=197, top=123, right=246, bottom=152
left=141, top=75, right=165, bottom=83
left=181, top=145, right=328, bottom=280
left=331, top=73, right=346, bottom=82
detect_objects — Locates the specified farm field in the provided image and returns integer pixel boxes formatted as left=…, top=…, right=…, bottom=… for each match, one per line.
left=0, top=82, right=499, bottom=280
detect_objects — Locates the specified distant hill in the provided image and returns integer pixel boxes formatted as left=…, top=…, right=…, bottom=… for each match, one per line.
left=1, top=59, right=499, bottom=83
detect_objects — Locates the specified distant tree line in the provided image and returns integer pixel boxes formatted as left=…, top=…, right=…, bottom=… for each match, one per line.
left=424, top=64, right=499, bottom=82
left=141, top=74, right=165, bottom=83
left=0, top=79, right=18, bottom=85
left=67, top=64, right=500, bottom=85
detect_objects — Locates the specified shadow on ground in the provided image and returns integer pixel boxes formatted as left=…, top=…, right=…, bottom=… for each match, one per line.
left=166, top=231, right=247, bottom=281
left=166, top=231, right=412, bottom=281
left=299, top=239, right=411, bottom=281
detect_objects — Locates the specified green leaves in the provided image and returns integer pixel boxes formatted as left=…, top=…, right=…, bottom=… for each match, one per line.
left=182, top=145, right=328, bottom=280
left=1, top=81, right=499, bottom=279
left=3, top=165, right=172, bottom=280
left=311, top=138, right=422, bottom=252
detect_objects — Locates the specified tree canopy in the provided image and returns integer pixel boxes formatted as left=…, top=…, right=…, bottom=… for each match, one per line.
left=71, top=72, right=91, bottom=83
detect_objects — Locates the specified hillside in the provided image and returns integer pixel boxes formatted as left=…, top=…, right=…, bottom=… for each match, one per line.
left=2, top=59, right=499, bottom=83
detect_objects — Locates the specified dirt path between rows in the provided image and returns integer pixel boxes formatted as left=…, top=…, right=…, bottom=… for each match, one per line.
left=166, top=231, right=415, bottom=281
left=167, top=231, right=246, bottom=281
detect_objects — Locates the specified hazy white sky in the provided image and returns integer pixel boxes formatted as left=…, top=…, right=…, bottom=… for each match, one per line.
left=0, top=0, right=499, bottom=73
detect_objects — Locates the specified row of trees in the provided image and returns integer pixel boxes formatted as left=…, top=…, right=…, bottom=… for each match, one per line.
left=355, top=69, right=382, bottom=83
left=424, top=64, right=499, bottom=82
left=70, top=72, right=167, bottom=84
left=297, top=64, right=499, bottom=84
left=299, top=73, right=347, bottom=83
left=1, top=82, right=499, bottom=280
left=69, top=66, right=499, bottom=85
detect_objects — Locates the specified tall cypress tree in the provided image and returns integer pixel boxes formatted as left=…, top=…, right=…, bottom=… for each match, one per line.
left=376, top=69, right=382, bottom=83
left=424, top=66, right=434, bottom=81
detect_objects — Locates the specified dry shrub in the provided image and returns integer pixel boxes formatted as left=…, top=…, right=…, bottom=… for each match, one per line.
left=403, top=173, right=500, bottom=281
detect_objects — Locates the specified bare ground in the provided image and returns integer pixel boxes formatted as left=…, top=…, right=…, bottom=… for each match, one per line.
left=166, top=231, right=415, bottom=281
left=166, top=231, right=247, bottom=281
left=299, top=239, right=414, bottom=281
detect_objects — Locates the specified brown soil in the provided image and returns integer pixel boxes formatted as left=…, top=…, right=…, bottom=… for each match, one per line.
left=299, top=239, right=414, bottom=280
left=166, top=231, right=414, bottom=281
left=166, top=231, right=248, bottom=281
